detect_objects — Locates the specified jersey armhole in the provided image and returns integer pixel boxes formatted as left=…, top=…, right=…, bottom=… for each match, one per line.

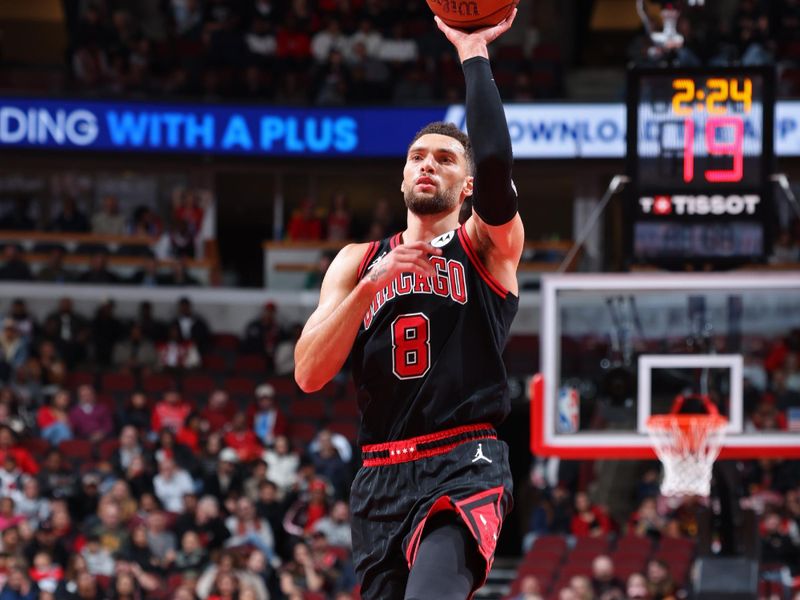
left=356, top=241, right=380, bottom=281
left=456, top=227, right=509, bottom=299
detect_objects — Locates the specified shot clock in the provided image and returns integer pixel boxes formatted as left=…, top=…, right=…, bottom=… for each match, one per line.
left=626, top=66, right=775, bottom=267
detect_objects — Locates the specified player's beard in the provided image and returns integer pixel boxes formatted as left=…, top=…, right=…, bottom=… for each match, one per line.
left=403, top=185, right=459, bottom=216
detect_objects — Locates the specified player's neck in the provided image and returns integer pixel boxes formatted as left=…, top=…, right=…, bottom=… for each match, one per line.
left=403, top=210, right=460, bottom=243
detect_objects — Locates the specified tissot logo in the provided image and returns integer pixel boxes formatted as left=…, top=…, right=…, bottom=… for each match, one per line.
left=639, top=194, right=761, bottom=216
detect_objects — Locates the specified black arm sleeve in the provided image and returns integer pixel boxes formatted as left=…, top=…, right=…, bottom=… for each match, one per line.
left=462, top=56, right=517, bottom=226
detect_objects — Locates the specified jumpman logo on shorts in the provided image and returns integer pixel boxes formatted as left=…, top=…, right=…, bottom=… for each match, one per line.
left=471, top=443, right=492, bottom=463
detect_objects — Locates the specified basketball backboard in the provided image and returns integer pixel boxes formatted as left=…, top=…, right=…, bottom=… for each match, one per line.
left=532, top=272, right=800, bottom=459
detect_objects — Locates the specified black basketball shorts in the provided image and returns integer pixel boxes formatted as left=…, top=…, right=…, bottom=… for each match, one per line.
left=349, top=423, right=514, bottom=600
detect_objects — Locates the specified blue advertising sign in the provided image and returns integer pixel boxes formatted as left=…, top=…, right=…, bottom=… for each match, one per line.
left=4, top=97, right=800, bottom=159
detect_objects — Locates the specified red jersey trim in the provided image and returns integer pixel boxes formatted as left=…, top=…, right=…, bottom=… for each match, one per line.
left=456, top=227, right=508, bottom=299
left=390, top=232, right=403, bottom=249
left=361, top=423, right=496, bottom=467
left=356, top=241, right=380, bottom=281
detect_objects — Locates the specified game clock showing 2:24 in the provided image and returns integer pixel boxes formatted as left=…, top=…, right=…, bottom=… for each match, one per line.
left=626, top=67, right=775, bottom=267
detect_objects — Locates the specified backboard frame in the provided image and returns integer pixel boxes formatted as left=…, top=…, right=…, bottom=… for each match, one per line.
left=535, top=272, right=800, bottom=459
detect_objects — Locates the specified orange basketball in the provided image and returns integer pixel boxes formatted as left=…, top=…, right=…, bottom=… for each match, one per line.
left=427, top=0, right=519, bottom=31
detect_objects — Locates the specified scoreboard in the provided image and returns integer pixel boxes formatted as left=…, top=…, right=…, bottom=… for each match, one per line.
left=626, top=66, right=775, bottom=268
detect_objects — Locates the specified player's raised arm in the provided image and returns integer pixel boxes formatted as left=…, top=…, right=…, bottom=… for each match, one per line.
left=294, top=241, right=441, bottom=392
left=435, top=11, right=524, bottom=263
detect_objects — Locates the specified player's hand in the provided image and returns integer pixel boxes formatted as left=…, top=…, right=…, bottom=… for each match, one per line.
left=364, top=241, right=442, bottom=290
left=435, top=8, right=518, bottom=61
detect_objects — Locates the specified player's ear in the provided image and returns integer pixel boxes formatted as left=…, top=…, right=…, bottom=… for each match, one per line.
left=400, top=180, right=405, bottom=194
left=462, top=175, right=474, bottom=198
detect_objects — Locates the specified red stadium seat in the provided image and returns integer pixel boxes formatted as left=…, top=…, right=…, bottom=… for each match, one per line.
left=572, top=536, right=611, bottom=555
left=182, top=374, right=216, bottom=396
left=142, top=373, right=176, bottom=394
left=329, top=420, right=358, bottom=441
left=332, top=399, right=359, bottom=419
left=98, top=439, right=120, bottom=461
left=212, top=333, right=240, bottom=351
left=530, top=535, right=568, bottom=557
left=615, top=535, right=654, bottom=555
left=289, top=420, right=318, bottom=446
left=21, top=436, right=51, bottom=455
left=59, top=439, right=94, bottom=462
left=203, top=353, right=228, bottom=373
left=233, top=354, right=267, bottom=374
left=100, top=372, right=135, bottom=393
left=225, top=376, right=256, bottom=397
left=66, top=371, right=96, bottom=390
left=289, top=398, right=327, bottom=421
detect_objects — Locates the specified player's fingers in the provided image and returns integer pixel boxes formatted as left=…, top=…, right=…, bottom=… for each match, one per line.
left=403, top=241, right=443, bottom=256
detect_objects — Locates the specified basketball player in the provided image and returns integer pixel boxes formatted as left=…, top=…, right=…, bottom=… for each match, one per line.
left=294, top=9, right=522, bottom=600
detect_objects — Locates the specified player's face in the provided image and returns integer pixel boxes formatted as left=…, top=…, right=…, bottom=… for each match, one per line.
left=401, top=133, right=472, bottom=216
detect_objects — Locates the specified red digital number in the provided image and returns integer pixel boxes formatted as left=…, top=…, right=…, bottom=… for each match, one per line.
left=704, top=117, right=744, bottom=182
left=682, top=116, right=744, bottom=184
left=391, top=313, right=430, bottom=380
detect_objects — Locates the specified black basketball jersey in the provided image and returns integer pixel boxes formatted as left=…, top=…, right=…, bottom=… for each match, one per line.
left=351, top=227, right=519, bottom=445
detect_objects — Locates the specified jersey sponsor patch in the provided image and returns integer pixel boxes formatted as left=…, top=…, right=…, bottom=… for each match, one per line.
left=430, top=230, right=455, bottom=248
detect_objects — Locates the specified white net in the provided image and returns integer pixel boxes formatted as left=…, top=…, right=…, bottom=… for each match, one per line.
left=646, top=414, right=728, bottom=497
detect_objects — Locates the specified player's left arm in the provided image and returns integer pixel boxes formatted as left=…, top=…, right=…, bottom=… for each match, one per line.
left=436, top=11, right=524, bottom=293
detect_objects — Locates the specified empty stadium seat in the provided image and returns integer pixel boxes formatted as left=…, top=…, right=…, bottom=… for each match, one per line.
left=233, top=354, right=267, bottom=374
left=142, top=373, right=175, bottom=394
left=100, top=372, right=136, bottom=393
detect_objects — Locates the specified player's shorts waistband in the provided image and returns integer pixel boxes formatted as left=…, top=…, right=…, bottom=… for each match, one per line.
left=361, top=423, right=497, bottom=467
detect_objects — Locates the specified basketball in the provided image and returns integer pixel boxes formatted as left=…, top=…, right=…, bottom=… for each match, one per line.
left=426, top=0, right=519, bottom=31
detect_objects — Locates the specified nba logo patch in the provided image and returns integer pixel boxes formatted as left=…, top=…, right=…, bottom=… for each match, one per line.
left=557, top=386, right=579, bottom=433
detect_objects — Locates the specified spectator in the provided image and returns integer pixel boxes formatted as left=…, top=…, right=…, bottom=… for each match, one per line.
left=242, top=302, right=283, bottom=370
left=0, top=319, right=29, bottom=376
left=128, top=205, right=162, bottom=238
left=80, top=534, right=115, bottom=577
left=13, top=476, right=50, bottom=528
left=279, top=541, right=325, bottom=596
left=36, top=390, right=73, bottom=446
left=151, top=391, right=192, bottom=434
left=243, top=459, right=269, bottom=503
left=173, top=530, right=208, bottom=577
left=223, top=413, right=263, bottom=463
left=202, top=390, right=236, bottom=434
left=135, top=301, right=167, bottom=343
left=760, top=510, right=799, bottom=565
left=628, top=497, right=666, bottom=539
left=571, top=491, right=612, bottom=537
left=68, top=385, right=113, bottom=443
left=90, top=299, right=123, bottom=367
left=154, top=428, right=199, bottom=476
left=91, top=195, right=126, bottom=235
left=0, top=246, right=32, bottom=282
left=645, top=559, right=678, bottom=600
left=283, top=478, right=330, bottom=539
left=45, top=297, right=89, bottom=369
left=309, top=427, right=352, bottom=464
left=36, top=449, right=77, bottom=501
left=626, top=572, right=651, bottom=600
left=165, top=219, right=196, bottom=259
left=0, top=198, right=35, bottom=231
left=326, top=191, right=352, bottom=241
left=286, top=198, right=323, bottom=241
left=110, top=425, right=146, bottom=477
left=85, top=499, right=129, bottom=557
left=176, top=412, right=205, bottom=454
left=0, top=426, right=38, bottom=475
left=592, top=555, right=625, bottom=599
left=224, top=496, right=277, bottom=563
left=249, top=383, right=287, bottom=448
left=152, top=456, right=195, bottom=513
left=145, top=511, right=177, bottom=570
left=512, top=575, right=543, bottom=600
left=116, top=392, right=152, bottom=434
left=0, top=566, right=37, bottom=600
left=24, top=518, right=69, bottom=569
left=77, top=251, right=120, bottom=284
left=51, top=196, right=89, bottom=232
left=112, top=323, right=158, bottom=374
left=174, top=495, right=230, bottom=554
left=172, top=190, right=205, bottom=238
left=312, top=499, right=352, bottom=550
left=203, top=447, right=245, bottom=501
left=36, top=247, right=71, bottom=284
left=171, top=297, right=211, bottom=353
left=6, top=299, right=35, bottom=340
left=262, top=435, right=300, bottom=495
left=309, top=429, right=349, bottom=499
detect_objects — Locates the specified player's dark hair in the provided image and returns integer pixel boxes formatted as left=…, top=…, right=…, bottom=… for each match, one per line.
left=409, top=122, right=474, bottom=175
